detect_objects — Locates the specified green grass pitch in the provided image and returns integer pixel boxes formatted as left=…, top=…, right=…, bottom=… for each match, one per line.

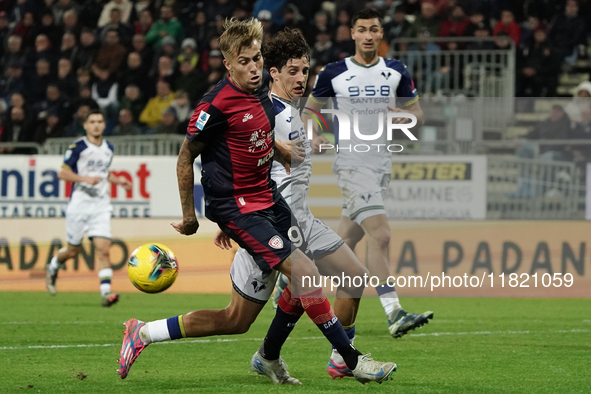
left=1, top=293, right=590, bottom=393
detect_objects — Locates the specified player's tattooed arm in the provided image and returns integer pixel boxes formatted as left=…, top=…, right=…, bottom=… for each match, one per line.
left=172, top=138, right=205, bottom=236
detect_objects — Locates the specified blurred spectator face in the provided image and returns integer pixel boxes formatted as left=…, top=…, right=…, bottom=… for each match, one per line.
left=162, top=111, right=176, bottom=126
left=37, top=60, right=50, bottom=76
left=128, top=52, right=142, bottom=69
left=63, top=10, right=77, bottom=28
left=8, top=36, right=22, bottom=53
left=61, top=33, right=76, bottom=50
left=110, top=9, right=122, bottom=24
left=501, top=10, right=514, bottom=25
left=77, top=70, right=91, bottom=85
left=80, top=31, right=95, bottom=46
left=119, top=109, right=133, bottom=125
left=209, top=36, right=220, bottom=50
left=0, top=15, right=8, bottom=29
left=11, top=93, right=24, bottom=108
left=175, top=92, right=188, bottom=106
left=77, top=105, right=91, bottom=121
left=338, top=10, right=350, bottom=26
left=12, top=107, right=24, bottom=122
left=7, top=65, right=22, bottom=78
left=451, top=6, right=465, bottom=20
left=42, top=13, right=54, bottom=26
left=23, top=13, right=34, bottom=27
left=233, top=7, right=249, bottom=20
left=95, top=67, right=109, bottom=80
left=421, top=2, right=436, bottom=19
left=316, top=31, right=330, bottom=44
left=208, top=54, right=222, bottom=70
left=534, top=29, right=546, bottom=43
left=105, top=31, right=119, bottom=46
left=125, top=85, right=140, bottom=100
left=195, top=11, right=206, bottom=25
left=140, top=10, right=152, bottom=25
left=528, top=16, right=540, bottom=31
left=394, top=10, right=406, bottom=23
left=577, top=90, right=591, bottom=98
left=470, top=12, right=484, bottom=24
left=550, top=106, right=566, bottom=121
left=179, top=61, right=193, bottom=75
left=79, top=86, right=91, bottom=98
left=132, top=34, right=146, bottom=51
left=160, top=6, right=173, bottom=22
left=157, top=80, right=171, bottom=97
left=58, top=58, right=72, bottom=78
left=315, top=12, right=328, bottom=28
left=336, top=25, right=351, bottom=43
left=35, top=35, right=50, bottom=52
left=351, top=17, right=383, bottom=55
left=47, top=85, right=60, bottom=101
left=162, top=42, right=175, bottom=56
left=159, top=56, right=172, bottom=72
left=494, top=35, right=511, bottom=48
left=47, top=114, right=59, bottom=128
left=475, top=27, right=489, bottom=37
left=566, top=0, right=578, bottom=16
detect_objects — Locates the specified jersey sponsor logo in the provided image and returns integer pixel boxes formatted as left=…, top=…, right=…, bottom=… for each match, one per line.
left=268, top=235, right=284, bottom=249
left=249, top=129, right=270, bottom=153
left=381, top=71, right=392, bottom=80
left=242, top=113, right=253, bottom=122
left=195, top=111, right=210, bottom=130
left=257, top=150, right=274, bottom=166
left=391, top=163, right=472, bottom=180
left=286, top=116, right=294, bottom=123
left=345, top=75, right=356, bottom=81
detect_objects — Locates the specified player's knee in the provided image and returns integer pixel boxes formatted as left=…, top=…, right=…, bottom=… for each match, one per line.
left=368, top=228, right=391, bottom=249
left=65, top=246, right=80, bottom=258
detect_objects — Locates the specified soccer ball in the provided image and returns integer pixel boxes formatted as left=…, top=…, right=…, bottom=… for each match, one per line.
left=127, top=243, right=179, bottom=293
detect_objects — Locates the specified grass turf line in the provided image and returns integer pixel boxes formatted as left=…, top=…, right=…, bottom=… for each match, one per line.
left=1, top=293, right=590, bottom=393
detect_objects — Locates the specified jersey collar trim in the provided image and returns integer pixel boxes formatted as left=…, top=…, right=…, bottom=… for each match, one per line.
left=271, top=93, right=298, bottom=110
left=349, top=56, right=381, bottom=68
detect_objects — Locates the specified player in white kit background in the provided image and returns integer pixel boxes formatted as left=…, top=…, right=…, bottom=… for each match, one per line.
left=305, top=9, right=433, bottom=337
left=45, top=109, right=131, bottom=307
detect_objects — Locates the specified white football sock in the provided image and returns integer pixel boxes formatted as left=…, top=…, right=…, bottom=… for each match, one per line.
left=143, top=319, right=171, bottom=344
left=379, top=291, right=402, bottom=317
left=98, top=268, right=113, bottom=296
left=48, top=256, right=60, bottom=274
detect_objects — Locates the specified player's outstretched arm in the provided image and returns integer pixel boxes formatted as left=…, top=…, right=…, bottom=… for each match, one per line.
left=171, top=138, right=205, bottom=236
left=58, top=167, right=101, bottom=185
left=108, top=172, right=132, bottom=191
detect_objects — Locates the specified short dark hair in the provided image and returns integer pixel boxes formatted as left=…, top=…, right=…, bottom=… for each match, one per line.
left=263, top=28, right=310, bottom=72
left=84, top=109, right=104, bottom=122
left=351, top=9, right=383, bottom=28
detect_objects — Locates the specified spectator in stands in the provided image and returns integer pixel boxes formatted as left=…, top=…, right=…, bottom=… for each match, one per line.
left=149, top=55, right=176, bottom=96
left=52, top=0, right=76, bottom=25
left=79, top=0, right=104, bottom=29
left=26, top=34, right=56, bottom=71
left=35, top=11, right=61, bottom=47
left=62, top=9, right=80, bottom=37
left=0, top=106, right=34, bottom=154
left=187, top=10, right=215, bottom=52
left=112, top=108, right=142, bottom=135
left=311, top=30, right=337, bottom=68
left=91, top=66, right=119, bottom=129
left=27, top=59, right=53, bottom=104
left=408, top=1, right=441, bottom=39
left=64, top=102, right=91, bottom=137
left=56, top=58, right=77, bottom=98
left=135, top=9, right=153, bottom=35
left=384, top=6, right=411, bottom=46
left=33, top=110, right=63, bottom=144
left=33, top=84, right=72, bottom=126
left=145, top=5, right=183, bottom=48
left=140, top=79, right=174, bottom=128
left=519, top=15, right=543, bottom=48
left=439, top=5, right=469, bottom=39
left=120, top=84, right=146, bottom=127
left=333, top=25, right=354, bottom=60
left=118, top=52, right=147, bottom=97
left=257, top=10, right=275, bottom=35
left=152, top=106, right=179, bottom=134
left=2, top=36, right=25, bottom=73
left=205, top=0, right=236, bottom=22
left=177, top=38, right=199, bottom=69
left=175, top=60, right=206, bottom=103
left=60, top=32, right=77, bottom=63
left=570, top=106, right=591, bottom=163
left=0, top=61, right=26, bottom=102
left=98, top=0, right=132, bottom=28
left=76, top=67, right=92, bottom=91
left=100, top=7, right=132, bottom=45
left=465, top=22, right=494, bottom=51
left=565, top=81, right=591, bottom=124
left=132, top=0, right=154, bottom=21
left=548, top=0, right=586, bottom=63
left=282, top=3, right=306, bottom=31
left=516, top=28, right=560, bottom=97
left=463, top=9, right=487, bottom=37
left=13, top=12, right=35, bottom=48
left=93, top=29, right=127, bottom=78
left=74, top=28, right=98, bottom=70
left=169, top=90, right=191, bottom=131
left=307, top=11, right=330, bottom=45
left=519, top=105, right=571, bottom=160
left=150, top=36, right=178, bottom=76
left=493, top=10, right=521, bottom=46
left=132, top=33, right=154, bottom=71
left=0, top=12, right=10, bottom=59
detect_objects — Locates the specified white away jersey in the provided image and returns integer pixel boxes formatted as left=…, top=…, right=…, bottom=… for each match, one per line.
left=269, top=94, right=312, bottom=206
left=62, top=137, right=114, bottom=212
left=311, top=57, right=419, bottom=171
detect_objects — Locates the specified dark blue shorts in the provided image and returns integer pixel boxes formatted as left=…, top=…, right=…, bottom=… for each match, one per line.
left=219, top=196, right=306, bottom=277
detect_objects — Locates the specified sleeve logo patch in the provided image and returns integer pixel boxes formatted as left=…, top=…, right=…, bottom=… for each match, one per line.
left=268, top=235, right=284, bottom=250
left=64, top=149, right=72, bottom=160
left=195, top=111, right=210, bottom=130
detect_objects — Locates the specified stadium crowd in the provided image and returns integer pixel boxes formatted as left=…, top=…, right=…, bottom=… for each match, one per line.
left=0, top=0, right=590, bottom=149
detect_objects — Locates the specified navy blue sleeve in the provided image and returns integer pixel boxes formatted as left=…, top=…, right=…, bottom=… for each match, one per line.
left=310, top=65, right=337, bottom=101
left=386, top=59, right=419, bottom=107
left=62, top=140, right=86, bottom=173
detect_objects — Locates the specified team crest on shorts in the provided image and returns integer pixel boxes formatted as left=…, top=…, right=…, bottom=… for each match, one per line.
left=268, top=235, right=283, bottom=249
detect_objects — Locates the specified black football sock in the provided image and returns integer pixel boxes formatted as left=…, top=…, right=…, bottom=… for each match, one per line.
left=259, top=306, right=302, bottom=361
